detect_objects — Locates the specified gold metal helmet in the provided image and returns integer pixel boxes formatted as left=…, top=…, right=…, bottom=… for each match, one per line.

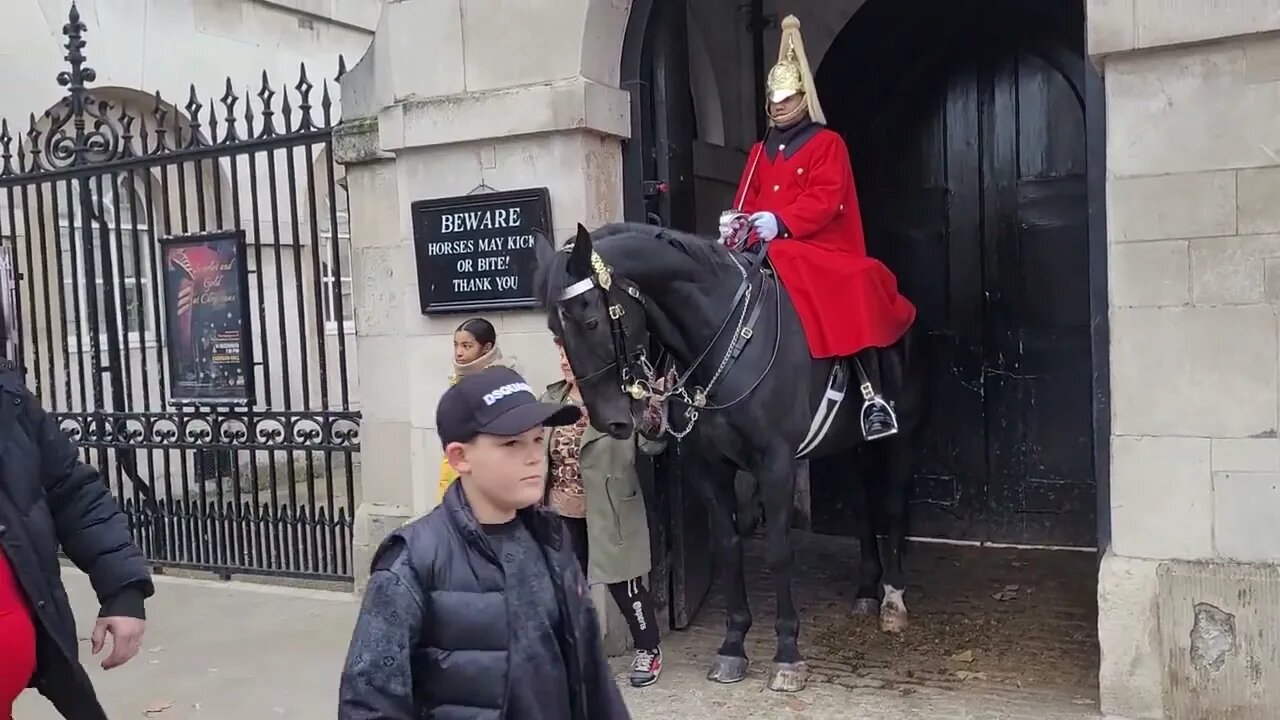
left=765, top=15, right=826, bottom=125
left=766, top=41, right=803, bottom=104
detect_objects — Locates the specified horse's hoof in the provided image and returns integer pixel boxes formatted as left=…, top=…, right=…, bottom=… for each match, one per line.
left=852, top=598, right=880, bottom=615
left=707, top=654, right=750, bottom=684
left=767, top=662, right=810, bottom=692
left=880, top=607, right=909, bottom=634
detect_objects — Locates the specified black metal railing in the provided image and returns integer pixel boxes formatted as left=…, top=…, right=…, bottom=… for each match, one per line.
left=0, top=3, right=360, bottom=582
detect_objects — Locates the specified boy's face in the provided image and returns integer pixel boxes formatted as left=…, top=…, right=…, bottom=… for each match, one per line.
left=446, top=426, right=548, bottom=512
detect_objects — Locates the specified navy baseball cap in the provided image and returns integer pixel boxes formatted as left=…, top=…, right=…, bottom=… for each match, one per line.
left=436, top=367, right=582, bottom=446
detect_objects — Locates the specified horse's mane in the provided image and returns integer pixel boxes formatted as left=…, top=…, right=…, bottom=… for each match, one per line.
left=534, top=222, right=737, bottom=309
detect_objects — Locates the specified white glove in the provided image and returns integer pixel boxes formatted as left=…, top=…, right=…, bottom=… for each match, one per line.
left=749, top=211, right=779, bottom=242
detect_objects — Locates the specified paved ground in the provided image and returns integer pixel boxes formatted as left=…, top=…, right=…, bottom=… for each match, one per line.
left=15, top=540, right=1103, bottom=719
left=711, top=534, right=1102, bottom=699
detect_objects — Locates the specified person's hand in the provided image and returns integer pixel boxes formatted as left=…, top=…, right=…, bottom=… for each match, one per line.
left=749, top=211, right=779, bottom=242
left=92, top=616, right=146, bottom=670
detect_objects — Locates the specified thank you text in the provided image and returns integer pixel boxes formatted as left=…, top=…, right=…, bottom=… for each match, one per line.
left=411, top=188, right=553, bottom=313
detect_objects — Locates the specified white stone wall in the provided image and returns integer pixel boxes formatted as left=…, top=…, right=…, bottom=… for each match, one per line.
left=0, top=0, right=376, bottom=125
left=1091, top=1, right=1280, bottom=716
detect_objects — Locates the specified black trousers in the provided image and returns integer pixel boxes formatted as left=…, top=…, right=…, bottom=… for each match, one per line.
left=560, top=516, right=661, bottom=651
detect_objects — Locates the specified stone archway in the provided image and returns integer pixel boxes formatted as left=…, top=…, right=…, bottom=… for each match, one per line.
left=582, top=0, right=632, bottom=87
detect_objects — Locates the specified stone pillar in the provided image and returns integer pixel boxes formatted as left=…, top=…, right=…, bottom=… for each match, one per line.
left=335, top=0, right=632, bottom=648
left=1089, top=2, right=1280, bottom=717
left=334, top=115, right=413, bottom=592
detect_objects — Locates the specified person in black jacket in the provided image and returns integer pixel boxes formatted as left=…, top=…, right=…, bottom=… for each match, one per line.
left=0, top=363, right=154, bottom=720
left=338, top=367, right=631, bottom=720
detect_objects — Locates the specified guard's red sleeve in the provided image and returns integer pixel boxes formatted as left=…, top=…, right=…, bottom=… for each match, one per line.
left=774, top=134, right=848, bottom=240
left=733, top=143, right=764, bottom=214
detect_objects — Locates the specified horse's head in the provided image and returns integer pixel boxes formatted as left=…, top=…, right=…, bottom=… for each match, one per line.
left=535, top=224, right=652, bottom=440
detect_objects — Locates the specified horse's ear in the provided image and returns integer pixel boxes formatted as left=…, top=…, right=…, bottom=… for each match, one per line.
left=567, top=223, right=593, bottom=280
left=531, top=228, right=556, bottom=307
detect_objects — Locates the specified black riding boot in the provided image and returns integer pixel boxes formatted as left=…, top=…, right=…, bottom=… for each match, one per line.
left=854, top=350, right=898, bottom=440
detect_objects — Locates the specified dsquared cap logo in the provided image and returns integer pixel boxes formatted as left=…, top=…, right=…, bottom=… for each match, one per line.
left=482, top=382, right=533, bottom=406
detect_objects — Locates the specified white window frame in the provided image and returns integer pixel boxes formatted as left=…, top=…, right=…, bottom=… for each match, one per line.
left=318, top=189, right=354, bottom=334
left=57, top=176, right=157, bottom=352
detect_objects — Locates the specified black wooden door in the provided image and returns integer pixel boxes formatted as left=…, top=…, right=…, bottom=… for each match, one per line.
left=651, top=0, right=715, bottom=628
left=982, top=47, right=1094, bottom=545
left=622, top=0, right=713, bottom=629
left=821, top=28, right=1095, bottom=546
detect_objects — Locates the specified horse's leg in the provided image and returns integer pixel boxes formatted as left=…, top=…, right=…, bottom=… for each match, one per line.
left=760, top=450, right=808, bottom=692
left=734, top=471, right=762, bottom=536
left=694, top=455, right=753, bottom=684
left=878, top=433, right=914, bottom=634
left=849, top=448, right=884, bottom=616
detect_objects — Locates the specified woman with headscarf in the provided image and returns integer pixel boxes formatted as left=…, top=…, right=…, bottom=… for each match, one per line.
left=436, top=318, right=519, bottom=504
left=542, top=338, right=667, bottom=687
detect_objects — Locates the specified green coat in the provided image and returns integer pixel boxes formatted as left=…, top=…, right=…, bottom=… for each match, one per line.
left=542, top=381, right=665, bottom=586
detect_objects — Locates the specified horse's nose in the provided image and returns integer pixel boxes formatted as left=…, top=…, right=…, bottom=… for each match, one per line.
left=606, top=421, right=632, bottom=440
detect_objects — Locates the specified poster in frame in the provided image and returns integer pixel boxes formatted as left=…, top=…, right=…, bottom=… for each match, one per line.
left=159, top=229, right=255, bottom=406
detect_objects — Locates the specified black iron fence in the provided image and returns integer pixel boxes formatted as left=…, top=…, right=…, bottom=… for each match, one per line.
left=0, top=4, right=360, bottom=582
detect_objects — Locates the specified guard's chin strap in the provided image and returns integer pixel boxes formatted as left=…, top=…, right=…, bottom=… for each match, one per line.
left=768, top=101, right=808, bottom=128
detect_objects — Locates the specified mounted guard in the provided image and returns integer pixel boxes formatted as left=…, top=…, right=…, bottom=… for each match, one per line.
left=719, top=15, right=916, bottom=440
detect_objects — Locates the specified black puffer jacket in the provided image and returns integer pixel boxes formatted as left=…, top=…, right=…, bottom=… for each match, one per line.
left=339, top=481, right=629, bottom=719
left=0, top=368, right=154, bottom=720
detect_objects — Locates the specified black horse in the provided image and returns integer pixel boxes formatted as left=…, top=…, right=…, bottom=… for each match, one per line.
left=535, top=223, right=928, bottom=692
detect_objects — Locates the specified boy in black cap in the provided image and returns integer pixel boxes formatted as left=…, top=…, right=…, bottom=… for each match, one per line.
left=338, top=367, right=631, bottom=720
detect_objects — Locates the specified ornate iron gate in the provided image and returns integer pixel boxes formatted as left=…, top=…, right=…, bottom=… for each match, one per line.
left=0, top=5, right=360, bottom=582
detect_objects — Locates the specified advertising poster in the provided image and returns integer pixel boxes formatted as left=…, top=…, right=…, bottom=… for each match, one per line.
left=160, top=230, right=255, bottom=405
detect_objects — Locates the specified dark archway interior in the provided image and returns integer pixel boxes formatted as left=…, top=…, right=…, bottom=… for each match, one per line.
left=809, top=0, right=1097, bottom=548
left=620, top=3, right=1102, bottom=701
left=818, top=0, right=1086, bottom=145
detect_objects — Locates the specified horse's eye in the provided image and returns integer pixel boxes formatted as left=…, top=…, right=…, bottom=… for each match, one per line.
left=585, top=318, right=600, bottom=330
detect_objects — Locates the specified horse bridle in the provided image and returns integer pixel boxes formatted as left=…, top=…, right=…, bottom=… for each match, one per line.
left=556, top=238, right=783, bottom=437
left=557, top=247, right=653, bottom=401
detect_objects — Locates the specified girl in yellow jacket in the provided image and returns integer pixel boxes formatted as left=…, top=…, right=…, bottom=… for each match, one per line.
left=436, top=318, right=518, bottom=503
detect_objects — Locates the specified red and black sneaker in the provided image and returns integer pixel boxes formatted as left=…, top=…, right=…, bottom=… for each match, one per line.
left=629, top=647, right=662, bottom=687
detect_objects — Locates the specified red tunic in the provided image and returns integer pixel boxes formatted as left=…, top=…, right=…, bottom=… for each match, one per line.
left=735, top=125, right=916, bottom=358
left=0, top=549, right=36, bottom=718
